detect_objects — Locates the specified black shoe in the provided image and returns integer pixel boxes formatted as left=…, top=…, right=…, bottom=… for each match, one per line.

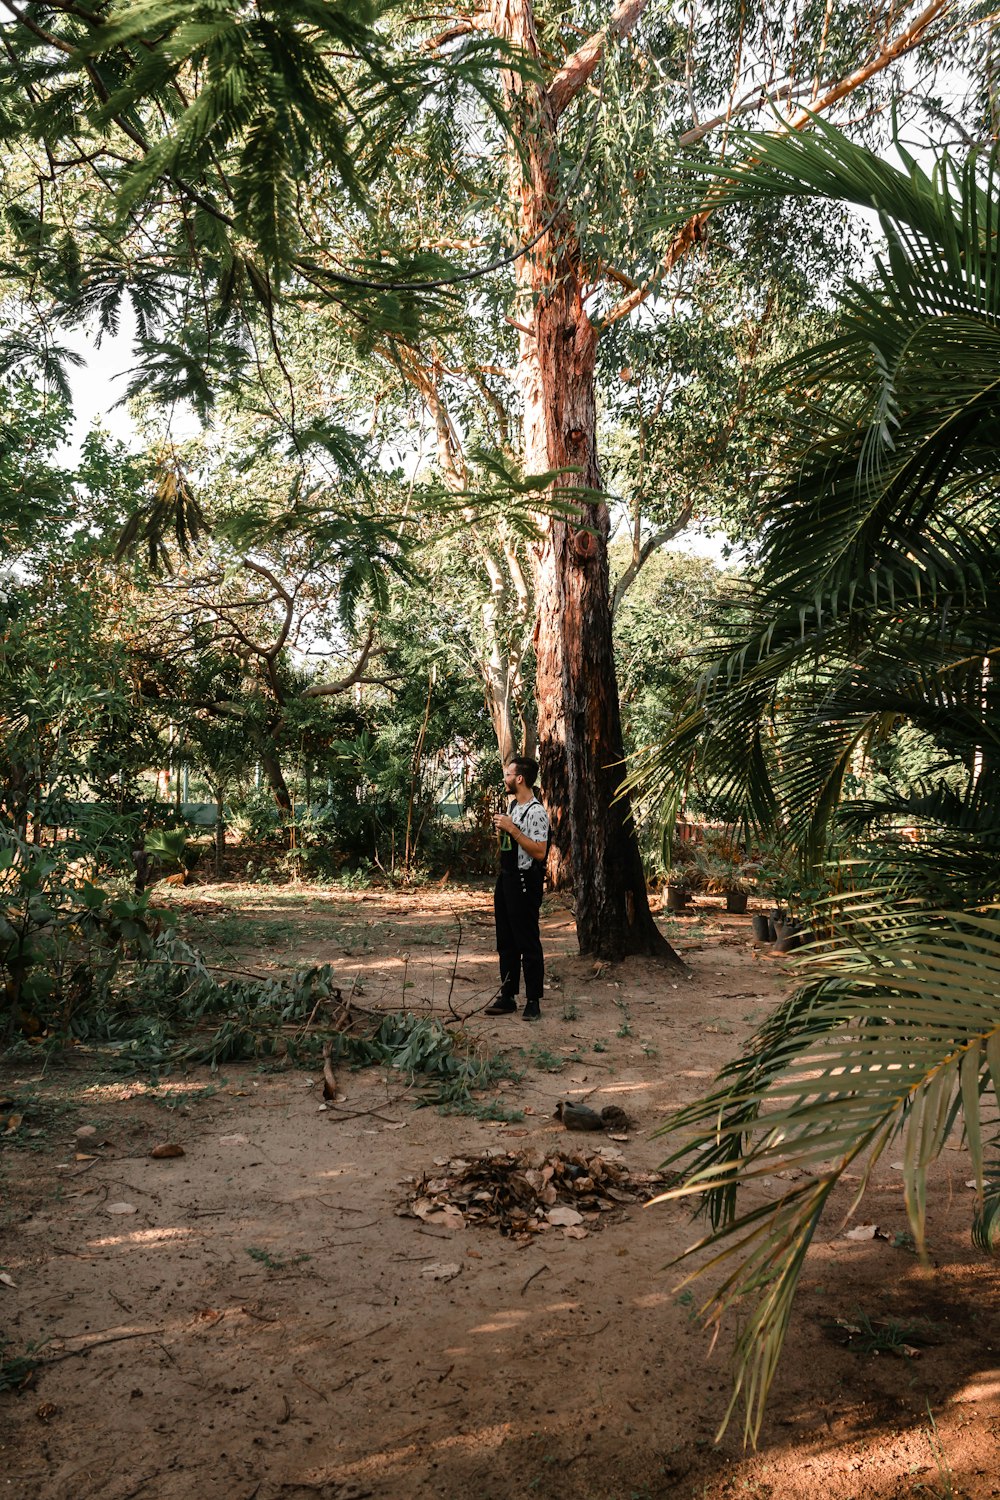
left=485, top=995, right=517, bottom=1016
left=522, top=999, right=541, bottom=1021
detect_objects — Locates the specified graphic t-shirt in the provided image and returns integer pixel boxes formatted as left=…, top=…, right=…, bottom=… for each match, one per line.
left=510, top=797, right=550, bottom=871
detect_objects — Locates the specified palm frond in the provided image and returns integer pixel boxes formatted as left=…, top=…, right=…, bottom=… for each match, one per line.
left=653, top=903, right=1000, bottom=1444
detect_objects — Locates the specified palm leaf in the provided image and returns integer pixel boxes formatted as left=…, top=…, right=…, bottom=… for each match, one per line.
left=653, top=902, right=1000, bottom=1444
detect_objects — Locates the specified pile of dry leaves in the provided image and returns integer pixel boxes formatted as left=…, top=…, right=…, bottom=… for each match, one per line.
left=400, top=1147, right=673, bottom=1240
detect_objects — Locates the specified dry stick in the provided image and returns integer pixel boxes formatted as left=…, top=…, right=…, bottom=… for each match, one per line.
left=520, top=1263, right=550, bottom=1296
left=321, top=1041, right=337, bottom=1100
left=45, top=1329, right=167, bottom=1364
left=445, top=908, right=466, bottom=1022
left=294, top=1373, right=329, bottom=1403
left=323, top=1106, right=402, bottom=1125
left=329, top=1320, right=395, bottom=1351
left=561, top=1319, right=611, bottom=1339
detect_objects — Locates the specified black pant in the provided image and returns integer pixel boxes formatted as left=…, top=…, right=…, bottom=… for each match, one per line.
left=494, top=864, right=544, bottom=1003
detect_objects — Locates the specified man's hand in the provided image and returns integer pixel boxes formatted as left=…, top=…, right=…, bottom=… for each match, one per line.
left=493, top=813, right=547, bottom=862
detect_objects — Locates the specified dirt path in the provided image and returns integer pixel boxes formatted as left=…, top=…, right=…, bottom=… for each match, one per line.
left=2, top=885, right=999, bottom=1499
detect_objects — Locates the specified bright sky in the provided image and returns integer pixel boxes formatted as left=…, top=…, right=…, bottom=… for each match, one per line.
left=56, top=320, right=138, bottom=463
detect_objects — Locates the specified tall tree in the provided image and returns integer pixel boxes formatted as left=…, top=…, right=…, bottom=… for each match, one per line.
left=1, top=0, right=979, bottom=961
left=465, top=0, right=965, bottom=957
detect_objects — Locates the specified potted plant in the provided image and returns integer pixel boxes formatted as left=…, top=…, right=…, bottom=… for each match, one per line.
left=663, top=866, right=696, bottom=911
left=694, top=848, right=757, bottom=914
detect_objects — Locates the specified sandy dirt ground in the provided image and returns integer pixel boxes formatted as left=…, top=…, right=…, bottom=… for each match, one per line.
left=2, top=883, right=999, bottom=1500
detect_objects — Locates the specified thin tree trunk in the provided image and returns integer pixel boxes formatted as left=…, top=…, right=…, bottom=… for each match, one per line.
left=261, top=748, right=292, bottom=816
left=493, top=0, right=677, bottom=962
left=214, top=793, right=225, bottom=877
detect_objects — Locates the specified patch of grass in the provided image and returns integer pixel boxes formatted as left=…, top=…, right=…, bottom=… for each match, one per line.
left=444, top=1097, right=525, bottom=1123
left=843, top=1310, right=941, bottom=1356
left=592, top=1039, right=608, bottom=1053
left=614, top=998, right=632, bottom=1038
left=0, top=1339, right=44, bottom=1394
left=245, top=1246, right=311, bottom=1272
left=674, top=1288, right=704, bottom=1327
left=560, top=1004, right=578, bottom=1021
left=394, top=923, right=452, bottom=946
left=149, top=1083, right=222, bottom=1110
left=521, top=1044, right=566, bottom=1073
left=914, top=1404, right=958, bottom=1499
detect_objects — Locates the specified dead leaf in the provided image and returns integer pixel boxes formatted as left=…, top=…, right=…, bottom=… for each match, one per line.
left=845, top=1224, right=879, bottom=1241
left=546, top=1205, right=584, bottom=1227
left=218, top=1134, right=249, bottom=1146
left=420, top=1261, right=462, bottom=1281
left=5, top=1113, right=24, bottom=1133
left=74, top=1153, right=97, bottom=1162
left=0, top=1272, right=16, bottom=1289
left=562, top=1225, right=589, bottom=1240
left=73, top=1125, right=97, bottom=1140
left=149, top=1144, right=185, bottom=1159
left=413, top=1201, right=465, bottom=1232
left=106, top=1202, right=138, bottom=1216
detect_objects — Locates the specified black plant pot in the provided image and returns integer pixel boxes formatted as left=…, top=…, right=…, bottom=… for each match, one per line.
left=725, top=891, right=748, bottom=914
left=773, top=917, right=801, bottom=953
left=767, top=908, right=788, bottom=942
left=751, top=913, right=772, bottom=942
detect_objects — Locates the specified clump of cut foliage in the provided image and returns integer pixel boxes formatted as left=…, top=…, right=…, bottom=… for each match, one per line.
left=329, top=1010, right=522, bottom=1114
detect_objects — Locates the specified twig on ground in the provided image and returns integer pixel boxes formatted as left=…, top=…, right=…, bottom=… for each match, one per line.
left=328, top=1320, right=394, bottom=1349
left=240, top=1306, right=278, bottom=1323
left=561, top=1319, right=610, bottom=1339
left=445, top=909, right=464, bottom=1022
left=46, top=1328, right=167, bottom=1363
left=293, top=1373, right=329, bottom=1403
left=520, top=1263, right=550, bottom=1296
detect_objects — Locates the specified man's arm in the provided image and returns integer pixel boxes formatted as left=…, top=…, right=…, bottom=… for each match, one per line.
left=493, top=814, right=548, bottom=861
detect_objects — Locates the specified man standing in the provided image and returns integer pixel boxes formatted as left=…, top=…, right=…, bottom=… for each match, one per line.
left=486, top=757, right=550, bottom=1021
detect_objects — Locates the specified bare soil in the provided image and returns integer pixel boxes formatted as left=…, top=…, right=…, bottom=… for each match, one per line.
left=2, top=884, right=999, bottom=1500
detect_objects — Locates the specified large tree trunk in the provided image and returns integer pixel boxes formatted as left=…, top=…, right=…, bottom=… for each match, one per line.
left=493, top=0, right=678, bottom=962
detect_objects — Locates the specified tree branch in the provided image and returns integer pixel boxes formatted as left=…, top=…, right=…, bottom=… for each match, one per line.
left=600, top=0, right=952, bottom=330
left=300, top=626, right=378, bottom=698
left=611, top=507, right=694, bottom=617
left=545, top=0, right=651, bottom=120
left=239, top=557, right=295, bottom=658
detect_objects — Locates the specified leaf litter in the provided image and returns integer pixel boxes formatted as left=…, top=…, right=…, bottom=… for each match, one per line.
left=400, top=1148, right=675, bottom=1239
